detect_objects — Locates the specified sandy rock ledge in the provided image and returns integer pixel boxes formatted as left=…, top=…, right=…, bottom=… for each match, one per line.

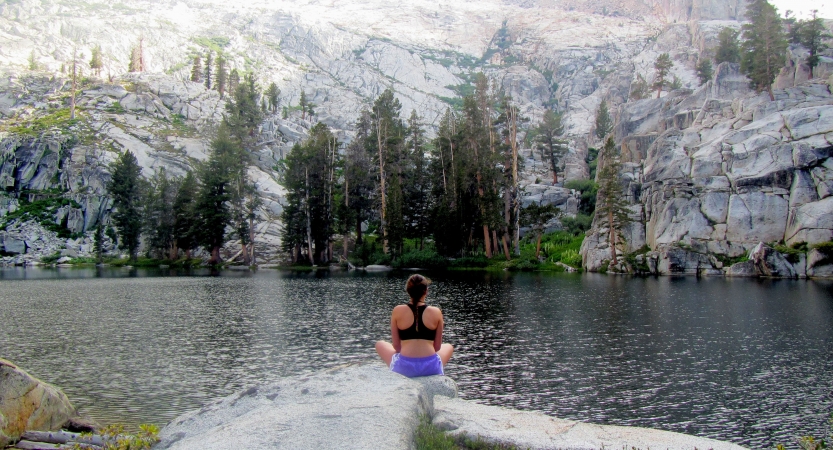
left=157, top=363, right=745, bottom=450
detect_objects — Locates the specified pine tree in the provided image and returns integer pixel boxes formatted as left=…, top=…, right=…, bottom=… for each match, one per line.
left=193, top=127, right=237, bottom=264
left=653, top=53, right=674, bottom=98
left=93, top=222, right=105, bottom=263
left=128, top=36, right=144, bottom=72
left=224, top=72, right=264, bottom=148
left=594, top=137, right=631, bottom=266
left=535, top=109, right=567, bottom=184
left=402, top=110, right=431, bottom=248
left=342, top=111, right=375, bottom=248
left=145, top=167, right=177, bottom=259
left=266, top=82, right=280, bottom=112
left=741, top=0, right=788, bottom=101
left=204, top=51, right=213, bottom=90
left=107, top=150, right=144, bottom=262
left=716, top=27, right=741, bottom=64
left=629, top=74, right=650, bottom=100
left=190, top=55, right=202, bottom=83
left=28, top=49, right=38, bottom=71
left=800, top=10, right=832, bottom=77
left=173, top=170, right=198, bottom=259
left=594, top=100, right=612, bottom=141
left=216, top=55, right=227, bottom=97
left=696, top=59, right=714, bottom=85
left=279, top=123, right=340, bottom=264
left=520, top=202, right=560, bottom=259
left=90, top=45, right=103, bottom=77
left=228, top=68, right=240, bottom=93
left=784, top=10, right=803, bottom=44
left=369, top=89, right=405, bottom=256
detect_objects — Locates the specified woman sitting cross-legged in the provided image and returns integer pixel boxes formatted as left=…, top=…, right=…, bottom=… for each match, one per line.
left=375, top=274, right=454, bottom=377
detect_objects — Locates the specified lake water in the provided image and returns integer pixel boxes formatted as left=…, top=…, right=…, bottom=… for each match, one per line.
left=1, top=267, right=832, bottom=448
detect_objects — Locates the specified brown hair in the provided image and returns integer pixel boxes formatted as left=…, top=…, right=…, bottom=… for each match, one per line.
left=406, top=274, right=431, bottom=302
left=405, top=274, right=431, bottom=332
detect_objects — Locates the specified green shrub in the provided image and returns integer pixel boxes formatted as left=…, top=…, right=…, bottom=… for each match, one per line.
left=773, top=243, right=804, bottom=264
left=812, top=241, right=833, bottom=265
left=448, top=255, right=491, bottom=268
left=507, top=256, right=540, bottom=272
left=393, top=249, right=448, bottom=269
left=71, top=424, right=159, bottom=450
left=559, top=249, right=582, bottom=267
left=560, top=214, right=592, bottom=235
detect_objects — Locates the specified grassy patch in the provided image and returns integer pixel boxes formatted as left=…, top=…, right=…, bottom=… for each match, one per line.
left=772, top=243, right=804, bottom=264
left=193, top=36, right=230, bottom=54
left=1, top=108, right=81, bottom=136
left=1, top=192, right=82, bottom=238
left=415, top=415, right=521, bottom=450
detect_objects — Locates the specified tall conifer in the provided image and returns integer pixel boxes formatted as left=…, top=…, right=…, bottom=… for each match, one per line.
left=741, top=0, right=788, bottom=100
left=107, top=150, right=143, bottom=262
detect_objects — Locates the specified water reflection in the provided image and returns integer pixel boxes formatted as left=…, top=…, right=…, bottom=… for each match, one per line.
left=0, top=269, right=831, bottom=448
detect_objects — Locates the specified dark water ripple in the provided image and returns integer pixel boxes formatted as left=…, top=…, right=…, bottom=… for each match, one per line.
left=0, top=268, right=832, bottom=448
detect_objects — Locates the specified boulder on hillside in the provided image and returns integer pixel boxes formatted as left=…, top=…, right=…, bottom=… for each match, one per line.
left=0, top=359, right=77, bottom=447
left=749, top=242, right=798, bottom=278
left=807, top=248, right=833, bottom=277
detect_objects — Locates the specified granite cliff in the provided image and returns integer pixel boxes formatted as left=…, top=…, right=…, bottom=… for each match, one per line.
left=0, top=0, right=830, bottom=269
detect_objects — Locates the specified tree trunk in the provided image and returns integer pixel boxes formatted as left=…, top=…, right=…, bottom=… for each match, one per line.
left=249, top=215, right=256, bottom=266
left=502, top=234, right=511, bottom=261
left=482, top=224, right=492, bottom=258
left=356, top=213, right=363, bottom=245
left=169, top=242, right=178, bottom=261
left=535, top=233, right=543, bottom=259
left=376, top=120, right=388, bottom=254
left=343, top=233, right=349, bottom=259
left=305, top=168, right=314, bottom=265
left=609, top=210, right=618, bottom=265
left=492, top=229, right=499, bottom=256
left=185, top=248, right=192, bottom=259
left=209, top=246, right=221, bottom=265
left=767, top=85, right=775, bottom=101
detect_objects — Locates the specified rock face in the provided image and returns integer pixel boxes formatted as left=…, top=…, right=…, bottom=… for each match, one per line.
left=0, top=359, right=77, bottom=447
left=582, top=65, right=833, bottom=276
left=156, top=363, right=745, bottom=450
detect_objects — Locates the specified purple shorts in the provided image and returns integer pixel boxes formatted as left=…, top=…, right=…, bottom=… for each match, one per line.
left=390, top=353, right=444, bottom=378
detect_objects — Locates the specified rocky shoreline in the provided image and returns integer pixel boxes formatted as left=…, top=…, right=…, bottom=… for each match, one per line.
left=154, top=363, right=746, bottom=450
left=2, top=360, right=748, bottom=449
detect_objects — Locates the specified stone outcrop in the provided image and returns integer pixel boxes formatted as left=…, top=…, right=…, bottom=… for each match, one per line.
left=0, top=359, right=77, bottom=447
left=582, top=61, right=833, bottom=277
left=156, top=363, right=745, bottom=450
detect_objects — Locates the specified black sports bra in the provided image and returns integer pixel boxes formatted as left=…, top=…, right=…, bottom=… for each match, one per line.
left=398, top=303, right=437, bottom=341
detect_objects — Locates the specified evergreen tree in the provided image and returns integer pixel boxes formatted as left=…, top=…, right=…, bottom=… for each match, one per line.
left=28, top=49, right=38, bottom=71
left=800, top=10, right=832, bottom=77
left=696, top=58, right=714, bottom=85
left=784, top=10, right=803, bottom=44
left=629, top=74, right=650, bottom=100
left=368, top=89, right=406, bottom=256
left=342, top=111, right=375, bottom=247
left=266, top=82, right=280, bottom=112
left=107, top=150, right=143, bottom=262
left=653, top=53, right=674, bottom=98
left=193, top=127, right=237, bottom=264
left=402, top=110, right=431, bottom=247
left=90, top=45, right=103, bottom=77
left=216, top=55, right=227, bottom=97
left=535, top=109, right=567, bottom=184
left=204, top=51, right=213, bottom=90
left=190, top=55, right=202, bottom=83
left=299, top=91, right=308, bottom=120
left=279, top=123, right=339, bottom=264
left=594, top=100, right=613, bottom=141
left=173, top=170, right=198, bottom=258
left=520, top=202, right=560, bottom=259
left=715, top=27, right=741, bottom=64
left=145, top=167, right=177, bottom=259
left=228, top=68, right=240, bottom=93
left=741, top=0, right=788, bottom=100
left=93, top=221, right=104, bottom=263
left=224, top=72, right=264, bottom=147
left=128, top=36, right=144, bottom=72
left=594, top=137, right=631, bottom=266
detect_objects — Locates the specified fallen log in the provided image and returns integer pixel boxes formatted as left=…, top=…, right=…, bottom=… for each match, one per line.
left=20, top=430, right=105, bottom=447
left=13, top=440, right=102, bottom=450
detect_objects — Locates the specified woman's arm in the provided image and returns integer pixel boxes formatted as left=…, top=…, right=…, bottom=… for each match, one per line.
left=391, top=310, right=402, bottom=353
left=433, top=311, right=444, bottom=353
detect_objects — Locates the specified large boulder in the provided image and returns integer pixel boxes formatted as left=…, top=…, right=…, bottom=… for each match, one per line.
left=749, top=242, right=798, bottom=278
left=156, top=364, right=453, bottom=450
left=432, top=396, right=745, bottom=450
left=0, top=359, right=77, bottom=447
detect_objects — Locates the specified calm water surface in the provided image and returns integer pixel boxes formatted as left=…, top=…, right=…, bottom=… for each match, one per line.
left=1, top=267, right=832, bottom=448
